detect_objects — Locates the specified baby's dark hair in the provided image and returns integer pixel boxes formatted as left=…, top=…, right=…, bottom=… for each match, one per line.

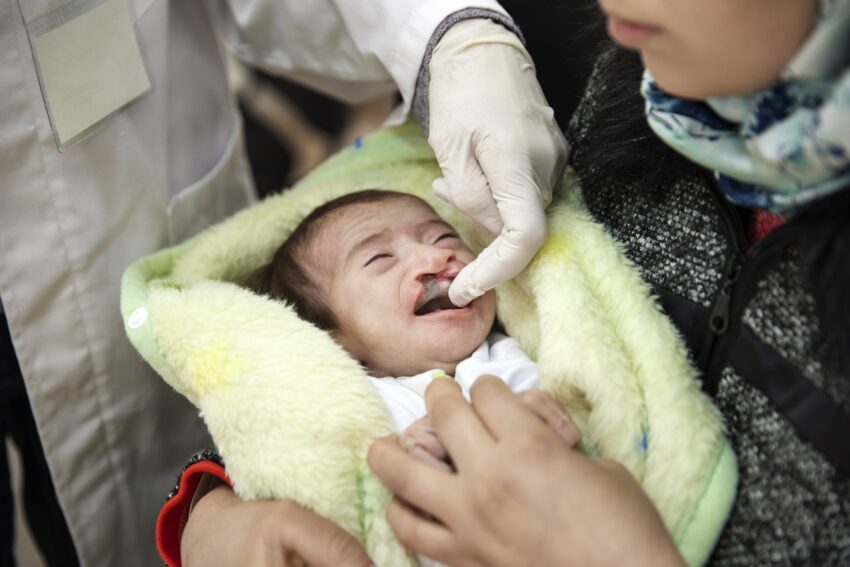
left=246, top=190, right=419, bottom=330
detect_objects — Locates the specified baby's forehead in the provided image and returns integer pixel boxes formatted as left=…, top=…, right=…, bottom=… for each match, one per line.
left=324, top=195, right=444, bottom=238
left=307, top=194, right=447, bottom=270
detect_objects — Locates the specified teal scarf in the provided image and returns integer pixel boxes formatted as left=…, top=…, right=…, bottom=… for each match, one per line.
left=642, top=0, right=850, bottom=215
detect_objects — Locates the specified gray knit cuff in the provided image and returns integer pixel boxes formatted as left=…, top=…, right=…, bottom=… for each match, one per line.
left=412, top=8, right=525, bottom=137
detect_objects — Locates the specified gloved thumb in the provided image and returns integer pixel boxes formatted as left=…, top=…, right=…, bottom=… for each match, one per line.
left=448, top=215, right=546, bottom=307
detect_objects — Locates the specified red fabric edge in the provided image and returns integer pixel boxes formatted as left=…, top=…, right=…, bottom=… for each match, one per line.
left=748, top=209, right=786, bottom=246
left=156, top=461, right=231, bottom=567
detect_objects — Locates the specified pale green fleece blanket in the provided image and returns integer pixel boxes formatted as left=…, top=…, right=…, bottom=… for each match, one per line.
left=122, top=121, right=736, bottom=566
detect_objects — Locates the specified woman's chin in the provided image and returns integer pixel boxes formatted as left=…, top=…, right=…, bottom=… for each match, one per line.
left=643, top=54, right=771, bottom=100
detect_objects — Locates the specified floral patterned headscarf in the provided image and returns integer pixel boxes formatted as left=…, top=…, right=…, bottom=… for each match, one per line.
left=641, top=0, right=850, bottom=215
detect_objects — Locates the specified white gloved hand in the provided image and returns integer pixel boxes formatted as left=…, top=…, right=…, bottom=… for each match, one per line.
left=427, top=18, right=568, bottom=307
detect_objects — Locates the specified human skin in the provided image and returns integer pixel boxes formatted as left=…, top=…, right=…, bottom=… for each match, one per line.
left=182, top=486, right=372, bottom=567
left=320, top=196, right=497, bottom=377
left=369, top=377, right=686, bottom=567
left=597, top=0, right=819, bottom=98
left=400, top=389, right=583, bottom=472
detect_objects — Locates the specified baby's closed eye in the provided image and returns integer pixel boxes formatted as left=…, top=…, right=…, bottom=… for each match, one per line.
left=433, top=232, right=458, bottom=244
left=364, top=253, right=392, bottom=267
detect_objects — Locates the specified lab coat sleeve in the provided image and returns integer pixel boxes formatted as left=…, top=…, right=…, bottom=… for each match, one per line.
left=214, top=0, right=511, bottom=113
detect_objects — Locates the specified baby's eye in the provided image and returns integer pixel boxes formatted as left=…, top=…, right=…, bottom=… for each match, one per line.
left=434, top=232, right=458, bottom=243
left=364, top=253, right=392, bottom=267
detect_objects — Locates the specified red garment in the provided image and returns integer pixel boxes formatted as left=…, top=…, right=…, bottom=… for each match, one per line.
left=748, top=209, right=786, bottom=246
left=156, top=461, right=231, bottom=567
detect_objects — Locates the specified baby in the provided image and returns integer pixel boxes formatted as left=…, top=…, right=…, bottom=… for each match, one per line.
left=250, top=190, right=579, bottom=463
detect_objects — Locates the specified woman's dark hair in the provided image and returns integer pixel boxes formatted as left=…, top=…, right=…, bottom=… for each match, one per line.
left=246, top=190, right=414, bottom=330
left=570, top=44, right=698, bottom=187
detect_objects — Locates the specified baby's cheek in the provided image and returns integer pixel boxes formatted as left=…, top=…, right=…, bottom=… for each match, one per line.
left=479, top=291, right=497, bottom=326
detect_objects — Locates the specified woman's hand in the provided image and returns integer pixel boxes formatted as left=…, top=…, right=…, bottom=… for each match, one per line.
left=182, top=485, right=373, bottom=567
left=368, top=376, right=685, bottom=567
left=399, top=389, right=581, bottom=473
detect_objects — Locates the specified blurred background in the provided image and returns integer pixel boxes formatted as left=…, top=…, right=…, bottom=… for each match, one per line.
left=229, top=57, right=398, bottom=198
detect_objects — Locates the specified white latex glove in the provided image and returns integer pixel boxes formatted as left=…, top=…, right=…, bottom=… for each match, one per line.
left=428, top=18, right=568, bottom=307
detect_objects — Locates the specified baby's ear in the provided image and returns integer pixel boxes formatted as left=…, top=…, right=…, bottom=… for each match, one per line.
left=243, top=264, right=273, bottom=295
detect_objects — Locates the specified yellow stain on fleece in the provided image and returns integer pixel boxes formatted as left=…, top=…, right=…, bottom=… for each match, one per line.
left=188, top=338, right=243, bottom=396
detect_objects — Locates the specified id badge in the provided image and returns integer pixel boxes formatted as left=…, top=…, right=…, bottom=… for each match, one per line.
left=21, top=0, right=152, bottom=151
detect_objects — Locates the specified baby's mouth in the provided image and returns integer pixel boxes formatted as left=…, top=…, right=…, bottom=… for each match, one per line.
left=414, top=277, right=464, bottom=316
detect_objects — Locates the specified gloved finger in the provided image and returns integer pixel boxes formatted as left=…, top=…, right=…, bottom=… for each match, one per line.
left=432, top=171, right=502, bottom=236
left=445, top=138, right=554, bottom=307
left=431, top=176, right=452, bottom=203
left=448, top=203, right=547, bottom=307
left=476, top=127, right=562, bottom=217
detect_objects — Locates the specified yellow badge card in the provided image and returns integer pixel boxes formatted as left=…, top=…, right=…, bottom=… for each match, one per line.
left=32, top=0, right=151, bottom=147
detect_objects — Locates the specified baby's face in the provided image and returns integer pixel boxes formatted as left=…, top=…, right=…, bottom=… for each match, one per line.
left=321, top=196, right=496, bottom=377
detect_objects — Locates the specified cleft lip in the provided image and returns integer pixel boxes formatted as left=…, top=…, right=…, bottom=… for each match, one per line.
left=414, top=275, right=455, bottom=315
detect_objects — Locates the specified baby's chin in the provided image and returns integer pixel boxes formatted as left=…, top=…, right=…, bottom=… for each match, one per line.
left=371, top=351, right=467, bottom=378
left=375, top=332, right=490, bottom=377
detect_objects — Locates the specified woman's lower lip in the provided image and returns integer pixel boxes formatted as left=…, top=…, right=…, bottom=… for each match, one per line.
left=606, top=16, right=661, bottom=48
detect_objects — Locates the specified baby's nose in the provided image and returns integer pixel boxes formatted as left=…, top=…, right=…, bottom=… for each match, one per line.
left=414, top=243, right=454, bottom=269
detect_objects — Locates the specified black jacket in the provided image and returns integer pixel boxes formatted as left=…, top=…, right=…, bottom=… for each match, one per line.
left=566, top=45, right=850, bottom=566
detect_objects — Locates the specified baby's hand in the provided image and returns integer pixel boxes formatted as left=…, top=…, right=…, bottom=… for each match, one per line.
left=399, top=416, right=453, bottom=472
left=399, top=390, right=581, bottom=471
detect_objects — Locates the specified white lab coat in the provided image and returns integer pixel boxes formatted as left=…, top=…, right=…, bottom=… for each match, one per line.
left=0, top=0, right=508, bottom=565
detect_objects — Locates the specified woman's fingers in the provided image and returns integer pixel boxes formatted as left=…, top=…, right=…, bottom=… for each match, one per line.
left=272, top=500, right=373, bottom=567
left=368, top=435, right=457, bottom=516
left=424, top=378, right=495, bottom=465
left=385, top=497, right=456, bottom=562
left=183, top=487, right=373, bottom=567
left=518, top=389, right=582, bottom=448
left=406, top=444, right=454, bottom=473
left=467, top=376, right=551, bottom=441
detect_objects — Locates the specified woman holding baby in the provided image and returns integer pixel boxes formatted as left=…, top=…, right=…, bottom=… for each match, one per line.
left=182, top=0, right=849, bottom=565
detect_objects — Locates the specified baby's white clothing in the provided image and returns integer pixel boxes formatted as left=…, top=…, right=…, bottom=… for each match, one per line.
left=368, top=333, right=539, bottom=432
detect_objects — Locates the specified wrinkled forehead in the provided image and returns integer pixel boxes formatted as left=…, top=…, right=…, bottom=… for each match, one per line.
left=323, top=195, right=442, bottom=248
left=307, top=194, right=444, bottom=276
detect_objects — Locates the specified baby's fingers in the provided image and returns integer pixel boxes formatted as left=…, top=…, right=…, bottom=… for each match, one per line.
left=406, top=445, right=454, bottom=473
left=518, top=390, right=582, bottom=448
left=399, top=417, right=453, bottom=472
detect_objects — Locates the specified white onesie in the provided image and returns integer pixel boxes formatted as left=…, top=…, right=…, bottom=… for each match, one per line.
left=368, top=333, right=539, bottom=432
